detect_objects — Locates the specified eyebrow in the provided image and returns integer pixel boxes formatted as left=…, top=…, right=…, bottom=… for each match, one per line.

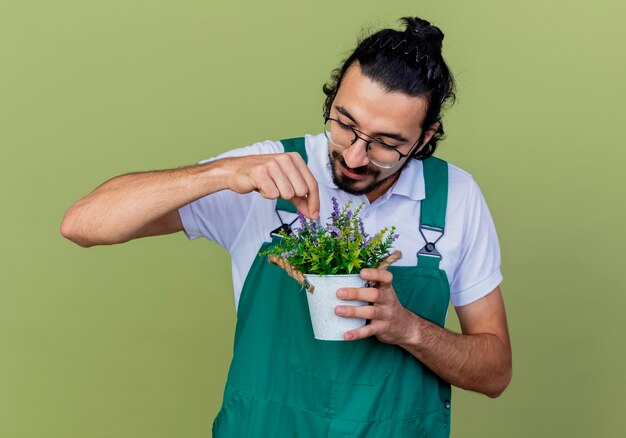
left=335, top=105, right=410, bottom=143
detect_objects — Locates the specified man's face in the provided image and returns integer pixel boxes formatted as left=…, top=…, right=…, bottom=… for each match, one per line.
left=326, top=63, right=436, bottom=201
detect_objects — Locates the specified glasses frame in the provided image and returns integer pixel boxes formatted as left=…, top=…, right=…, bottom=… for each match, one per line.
left=323, top=116, right=422, bottom=169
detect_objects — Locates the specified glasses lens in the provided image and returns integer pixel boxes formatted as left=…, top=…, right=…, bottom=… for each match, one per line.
left=323, top=119, right=333, bottom=143
left=324, top=118, right=351, bottom=148
left=323, top=118, right=401, bottom=169
left=367, top=143, right=402, bottom=168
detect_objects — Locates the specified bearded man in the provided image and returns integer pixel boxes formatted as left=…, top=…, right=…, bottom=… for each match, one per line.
left=61, top=16, right=512, bottom=437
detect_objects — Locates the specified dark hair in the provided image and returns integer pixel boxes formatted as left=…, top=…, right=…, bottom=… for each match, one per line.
left=323, top=17, right=456, bottom=160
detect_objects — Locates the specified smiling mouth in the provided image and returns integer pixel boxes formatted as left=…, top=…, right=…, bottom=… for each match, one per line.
left=335, top=154, right=374, bottom=177
left=339, top=164, right=368, bottom=180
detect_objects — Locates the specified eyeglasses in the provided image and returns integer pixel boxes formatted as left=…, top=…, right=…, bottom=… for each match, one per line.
left=323, top=117, right=420, bottom=169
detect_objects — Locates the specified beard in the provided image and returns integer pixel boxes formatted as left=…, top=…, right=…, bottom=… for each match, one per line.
left=327, top=149, right=405, bottom=196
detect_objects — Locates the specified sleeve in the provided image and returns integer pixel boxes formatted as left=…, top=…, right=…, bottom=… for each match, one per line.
left=178, top=140, right=284, bottom=251
left=449, top=179, right=503, bottom=307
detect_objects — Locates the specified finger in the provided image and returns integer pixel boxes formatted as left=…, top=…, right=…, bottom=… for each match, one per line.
left=291, top=197, right=314, bottom=220
left=344, top=324, right=376, bottom=341
left=266, top=161, right=296, bottom=200
left=281, top=154, right=309, bottom=198
left=335, top=304, right=381, bottom=320
left=272, top=155, right=314, bottom=218
left=336, top=287, right=382, bottom=303
left=360, top=268, right=393, bottom=287
left=305, top=178, right=320, bottom=220
left=290, top=154, right=320, bottom=219
left=256, top=179, right=280, bottom=199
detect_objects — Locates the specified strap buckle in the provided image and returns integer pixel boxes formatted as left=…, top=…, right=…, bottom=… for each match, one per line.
left=417, top=225, right=444, bottom=259
left=270, top=223, right=292, bottom=239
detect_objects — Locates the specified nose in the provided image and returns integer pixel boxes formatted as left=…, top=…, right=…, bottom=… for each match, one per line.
left=342, top=137, right=370, bottom=169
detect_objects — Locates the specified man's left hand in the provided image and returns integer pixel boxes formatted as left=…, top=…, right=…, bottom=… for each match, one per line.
left=335, top=268, right=415, bottom=344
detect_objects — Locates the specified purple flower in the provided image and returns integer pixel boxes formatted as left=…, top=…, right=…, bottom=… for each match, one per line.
left=297, top=211, right=307, bottom=229
left=327, top=225, right=342, bottom=236
left=309, top=218, right=320, bottom=231
left=393, top=233, right=400, bottom=241
left=331, top=197, right=340, bottom=220
left=357, top=217, right=366, bottom=236
left=346, top=210, right=353, bottom=220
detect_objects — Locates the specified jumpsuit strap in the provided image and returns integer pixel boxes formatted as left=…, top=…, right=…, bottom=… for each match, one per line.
left=417, top=157, right=449, bottom=268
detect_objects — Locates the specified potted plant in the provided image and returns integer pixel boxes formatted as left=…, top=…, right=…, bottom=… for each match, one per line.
left=262, top=197, right=401, bottom=340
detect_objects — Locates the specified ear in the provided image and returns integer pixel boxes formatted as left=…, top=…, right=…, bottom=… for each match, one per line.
left=415, top=121, right=441, bottom=154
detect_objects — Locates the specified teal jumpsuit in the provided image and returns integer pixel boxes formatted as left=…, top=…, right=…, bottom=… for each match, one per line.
left=212, top=137, right=452, bottom=437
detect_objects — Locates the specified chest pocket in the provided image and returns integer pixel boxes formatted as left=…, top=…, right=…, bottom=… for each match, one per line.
left=279, top=277, right=398, bottom=386
left=390, top=266, right=450, bottom=328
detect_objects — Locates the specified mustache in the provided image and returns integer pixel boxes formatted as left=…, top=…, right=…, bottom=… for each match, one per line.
left=331, top=151, right=377, bottom=176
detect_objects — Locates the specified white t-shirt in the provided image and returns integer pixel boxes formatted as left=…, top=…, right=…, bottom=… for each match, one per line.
left=178, top=133, right=502, bottom=311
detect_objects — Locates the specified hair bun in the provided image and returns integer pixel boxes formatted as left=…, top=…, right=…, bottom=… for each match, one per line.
left=401, top=16, right=444, bottom=49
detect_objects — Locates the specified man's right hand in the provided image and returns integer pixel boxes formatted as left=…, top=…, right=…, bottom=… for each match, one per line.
left=224, top=152, right=320, bottom=220
left=60, top=151, right=321, bottom=247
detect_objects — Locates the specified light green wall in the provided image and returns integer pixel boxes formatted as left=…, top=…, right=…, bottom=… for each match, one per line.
left=2, top=1, right=625, bottom=437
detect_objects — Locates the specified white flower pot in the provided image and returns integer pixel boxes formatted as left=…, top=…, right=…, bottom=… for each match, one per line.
left=303, top=274, right=368, bottom=341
